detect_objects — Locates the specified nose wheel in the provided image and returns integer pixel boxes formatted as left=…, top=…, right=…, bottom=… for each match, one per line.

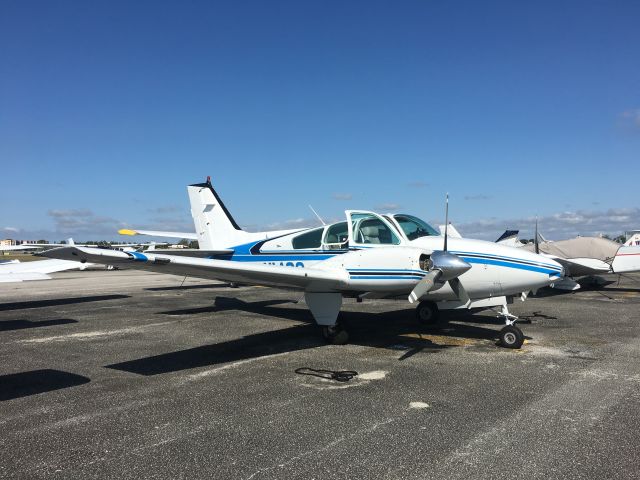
left=495, top=303, right=525, bottom=349
left=498, top=325, right=524, bottom=349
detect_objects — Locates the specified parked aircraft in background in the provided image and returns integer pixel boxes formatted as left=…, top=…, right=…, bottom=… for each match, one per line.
left=42, top=179, right=564, bottom=349
left=0, top=239, right=164, bottom=252
left=624, top=231, right=640, bottom=247
left=0, top=258, right=89, bottom=283
left=496, top=227, right=640, bottom=290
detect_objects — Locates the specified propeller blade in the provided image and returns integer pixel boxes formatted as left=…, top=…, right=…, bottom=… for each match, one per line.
left=534, top=217, right=540, bottom=254
left=409, top=270, right=441, bottom=304
left=409, top=250, right=472, bottom=304
left=449, top=277, right=470, bottom=307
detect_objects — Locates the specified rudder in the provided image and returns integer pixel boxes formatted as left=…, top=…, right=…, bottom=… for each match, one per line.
left=187, top=178, right=250, bottom=249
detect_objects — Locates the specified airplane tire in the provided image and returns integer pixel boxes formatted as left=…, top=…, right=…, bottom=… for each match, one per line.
left=416, top=301, right=439, bottom=325
left=498, top=326, right=524, bottom=349
left=321, top=326, right=349, bottom=345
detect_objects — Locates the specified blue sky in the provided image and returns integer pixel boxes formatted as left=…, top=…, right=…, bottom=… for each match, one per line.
left=1, top=1, right=639, bottom=242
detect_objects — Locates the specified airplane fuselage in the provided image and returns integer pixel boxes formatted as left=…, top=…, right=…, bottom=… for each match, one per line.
left=204, top=235, right=562, bottom=301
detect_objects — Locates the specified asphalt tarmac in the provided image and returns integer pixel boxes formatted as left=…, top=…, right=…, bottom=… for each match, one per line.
left=1, top=270, right=639, bottom=479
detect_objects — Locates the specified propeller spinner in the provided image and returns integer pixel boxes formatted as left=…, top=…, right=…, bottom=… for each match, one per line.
left=408, top=194, right=472, bottom=304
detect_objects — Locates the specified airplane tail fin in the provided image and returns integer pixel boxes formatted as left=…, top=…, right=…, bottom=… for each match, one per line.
left=438, top=223, right=462, bottom=238
left=495, top=230, right=521, bottom=246
left=187, top=177, right=251, bottom=249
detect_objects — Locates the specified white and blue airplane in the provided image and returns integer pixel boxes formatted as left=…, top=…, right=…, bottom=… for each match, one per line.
left=42, top=179, right=564, bottom=349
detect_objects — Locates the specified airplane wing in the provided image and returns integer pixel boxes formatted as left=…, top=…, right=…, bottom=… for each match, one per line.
left=119, top=229, right=198, bottom=240
left=0, top=244, right=46, bottom=251
left=40, top=246, right=349, bottom=290
left=550, top=257, right=611, bottom=277
left=145, top=248, right=234, bottom=257
left=0, top=258, right=84, bottom=283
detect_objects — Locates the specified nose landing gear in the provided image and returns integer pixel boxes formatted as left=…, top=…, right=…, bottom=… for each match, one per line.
left=496, top=304, right=524, bottom=349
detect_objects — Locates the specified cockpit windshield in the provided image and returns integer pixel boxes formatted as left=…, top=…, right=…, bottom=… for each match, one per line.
left=392, top=214, right=440, bottom=240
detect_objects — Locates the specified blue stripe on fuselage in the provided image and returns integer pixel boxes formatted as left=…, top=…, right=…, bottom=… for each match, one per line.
left=214, top=254, right=336, bottom=262
left=460, top=256, right=561, bottom=276
left=349, top=275, right=423, bottom=280
left=451, top=250, right=562, bottom=272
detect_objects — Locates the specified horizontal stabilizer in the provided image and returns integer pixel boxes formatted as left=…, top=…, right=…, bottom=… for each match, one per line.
left=118, top=229, right=198, bottom=240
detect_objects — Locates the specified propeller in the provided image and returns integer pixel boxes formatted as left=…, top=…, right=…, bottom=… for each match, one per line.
left=534, top=216, right=540, bottom=254
left=408, top=194, right=472, bottom=304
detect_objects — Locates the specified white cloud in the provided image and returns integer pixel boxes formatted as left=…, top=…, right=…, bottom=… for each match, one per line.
left=48, top=209, right=93, bottom=218
left=262, top=218, right=324, bottom=231
left=147, top=205, right=182, bottom=214
left=375, top=203, right=402, bottom=211
left=2, top=227, right=20, bottom=233
left=46, top=209, right=126, bottom=236
left=455, top=207, right=640, bottom=240
left=464, top=194, right=492, bottom=201
left=619, top=109, right=640, bottom=131
left=332, top=193, right=353, bottom=201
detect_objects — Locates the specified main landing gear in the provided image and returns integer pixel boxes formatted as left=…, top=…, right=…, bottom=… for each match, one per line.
left=496, top=304, right=524, bottom=349
left=415, top=301, right=440, bottom=326
left=321, top=323, right=349, bottom=345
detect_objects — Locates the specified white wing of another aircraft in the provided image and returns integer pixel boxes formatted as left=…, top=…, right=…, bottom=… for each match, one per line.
left=0, top=259, right=85, bottom=283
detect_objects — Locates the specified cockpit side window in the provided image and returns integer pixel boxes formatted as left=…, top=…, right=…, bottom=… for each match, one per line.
left=291, top=228, right=323, bottom=249
left=352, top=214, right=400, bottom=245
left=323, top=222, right=349, bottom=250
left=392, top=214, right=439, bottom=240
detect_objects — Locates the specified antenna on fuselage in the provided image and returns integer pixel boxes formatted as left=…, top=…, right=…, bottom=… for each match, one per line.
left=308, top=205, right=326, bottom=226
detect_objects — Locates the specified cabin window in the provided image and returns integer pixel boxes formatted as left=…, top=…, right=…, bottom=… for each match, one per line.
left=352, top=214, right=400, bottom=245
left=292, top=228, right=323, bottom=249
left=392, top=214, right=439, bottom=240
left=323, top=222, right=349, bottom=249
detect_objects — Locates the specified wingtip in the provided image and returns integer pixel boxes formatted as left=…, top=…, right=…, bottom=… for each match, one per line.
left=118, top=229, right=137, bottom=236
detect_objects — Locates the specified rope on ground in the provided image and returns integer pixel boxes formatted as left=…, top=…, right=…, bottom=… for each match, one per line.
left=294, top=367, right=358, bottom=382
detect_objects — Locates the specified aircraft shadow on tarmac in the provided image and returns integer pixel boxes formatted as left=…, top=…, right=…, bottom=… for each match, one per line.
left=145, top=283, right=233, bottom=292
left=159, top=297, right=310, bottom=321
left=106, top=297, right=503, bottom=376
left=0, top=294, right=130, bottom=312
left=534, top=279, right=640, bottom=298
left=0, top=318, right=78, bottom=332
left=0, top=369, right=90, bottom=401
